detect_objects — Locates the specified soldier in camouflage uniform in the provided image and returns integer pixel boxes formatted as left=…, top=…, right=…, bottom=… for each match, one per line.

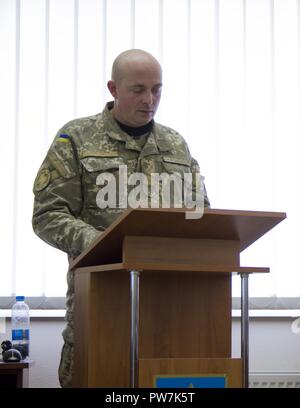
left=32, top=49, right=210, bottom=387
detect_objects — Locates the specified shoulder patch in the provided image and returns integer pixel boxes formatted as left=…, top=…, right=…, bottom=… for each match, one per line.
left=34, top=168, right=51, bottom=192
left=57, top=133, right=70, bottom=143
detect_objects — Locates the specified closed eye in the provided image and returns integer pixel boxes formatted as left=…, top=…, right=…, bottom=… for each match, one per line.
left=130, top=86, right=145, bottom=94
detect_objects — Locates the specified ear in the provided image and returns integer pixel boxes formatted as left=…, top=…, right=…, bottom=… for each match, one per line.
left=107, top=80, right=117, bottom=98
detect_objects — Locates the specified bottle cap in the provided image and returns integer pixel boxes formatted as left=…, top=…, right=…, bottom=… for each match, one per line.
left=16, top=296, right=25, bottom=302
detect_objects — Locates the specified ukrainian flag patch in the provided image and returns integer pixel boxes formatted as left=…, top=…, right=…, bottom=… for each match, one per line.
left=58, top=133, right=70, bottom=143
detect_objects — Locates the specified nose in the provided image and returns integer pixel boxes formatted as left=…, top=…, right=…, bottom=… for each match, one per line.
left=143, top=90, right=154, bottom=105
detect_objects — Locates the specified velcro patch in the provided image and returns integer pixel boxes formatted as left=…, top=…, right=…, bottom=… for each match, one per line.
left=80, top=150, right=119, bottom=159
left=163, top=156, right=190, bottom=166
left=57, top=133, right=70, bottom=143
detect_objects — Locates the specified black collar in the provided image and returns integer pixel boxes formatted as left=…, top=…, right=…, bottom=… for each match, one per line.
left=116, top=119, right=154, bottom=137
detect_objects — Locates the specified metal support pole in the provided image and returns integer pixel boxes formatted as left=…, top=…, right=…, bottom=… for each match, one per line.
left=240, top=273, right=249, bottom=388
left=130, top=270, right=140, bottom=388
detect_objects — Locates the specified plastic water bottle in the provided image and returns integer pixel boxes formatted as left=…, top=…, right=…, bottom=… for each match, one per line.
left=11, top=296, right=30, bottom=359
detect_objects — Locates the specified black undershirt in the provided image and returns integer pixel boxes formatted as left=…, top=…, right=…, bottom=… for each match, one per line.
left=116, top=119, right=153, bottom=137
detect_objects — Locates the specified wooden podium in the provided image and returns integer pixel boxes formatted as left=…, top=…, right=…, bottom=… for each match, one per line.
left=70, top=208, right=286, bottom=388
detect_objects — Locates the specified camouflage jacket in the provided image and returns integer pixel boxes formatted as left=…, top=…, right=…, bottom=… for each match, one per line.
left=32, top=102, right=210, bottom=326
left=33, top=102, right=210, bottom=256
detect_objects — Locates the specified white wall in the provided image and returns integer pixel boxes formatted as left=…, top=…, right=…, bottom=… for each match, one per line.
left=1, top=317, right=300, bottom=387
left=233, top=317, right=300, bottom=373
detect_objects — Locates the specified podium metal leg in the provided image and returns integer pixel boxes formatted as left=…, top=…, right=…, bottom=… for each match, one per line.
left=130, top=270, right=140, bottom=388
left=240, top=273, right=249, bottom=388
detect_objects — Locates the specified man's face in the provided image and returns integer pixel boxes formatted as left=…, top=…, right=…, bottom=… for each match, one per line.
left=108, top=61, right=162, bottom=127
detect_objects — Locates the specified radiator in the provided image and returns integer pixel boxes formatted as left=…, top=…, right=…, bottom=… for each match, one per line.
left=249, top=372, right=300, bottom=388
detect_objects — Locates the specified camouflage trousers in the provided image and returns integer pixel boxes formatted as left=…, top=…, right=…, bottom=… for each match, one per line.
left=58, top=323, right=74, bottom=388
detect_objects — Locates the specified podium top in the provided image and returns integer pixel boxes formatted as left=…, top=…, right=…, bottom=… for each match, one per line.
left=70, top=208, right=286, bottom=269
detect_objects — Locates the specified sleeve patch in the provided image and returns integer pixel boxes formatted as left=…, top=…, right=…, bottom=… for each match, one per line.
left=57, top=133, right=70, bottom=143
left=34, top=168, right=51, bottom=192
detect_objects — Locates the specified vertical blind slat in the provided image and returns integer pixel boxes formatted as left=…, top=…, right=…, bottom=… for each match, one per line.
left=12, top=0, right=21, bottom=296
left=0, top=0, right=17, bottom=296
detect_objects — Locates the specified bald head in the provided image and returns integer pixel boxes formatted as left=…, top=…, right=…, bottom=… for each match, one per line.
left=111, top=49, right=162, bottom=84
left=107, top=49, right=163, bottom=127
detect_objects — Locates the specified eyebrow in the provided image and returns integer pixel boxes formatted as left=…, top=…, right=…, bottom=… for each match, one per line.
left=130, top=84, right=145, bottom=89
left=129, top=83, right=163, bottom=89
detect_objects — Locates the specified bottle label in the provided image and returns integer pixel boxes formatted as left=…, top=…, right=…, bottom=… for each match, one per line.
left=12, top=329, right=29, bottom=341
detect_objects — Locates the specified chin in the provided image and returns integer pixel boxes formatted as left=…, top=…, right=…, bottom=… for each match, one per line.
left=131, top=119, right=149, bottom=127
left=140, top=121, right=151, bottom=127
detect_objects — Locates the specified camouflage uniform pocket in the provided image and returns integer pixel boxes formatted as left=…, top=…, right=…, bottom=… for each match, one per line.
left=162, top=156, right=191, bottom=177
left=80, top=156, right=125, bottom=209
left=80, top=156, right=124, bottom=172
left=146, top=156, right=191, bottom=208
